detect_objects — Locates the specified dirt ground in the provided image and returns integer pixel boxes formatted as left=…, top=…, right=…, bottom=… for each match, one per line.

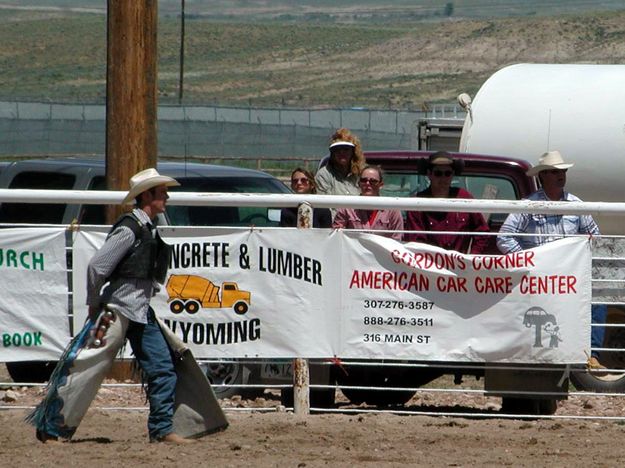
left=2, top=409, right=625, bottom=468
left=2, top=366, right=625, bottom=468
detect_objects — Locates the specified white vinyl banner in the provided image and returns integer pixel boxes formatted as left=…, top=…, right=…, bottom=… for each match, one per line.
left=72, top=229, right=590, bottom=363
left=0, top=228, right=69, bottom=361
left=72, top=228, right=339, bottom=359
left=340, top=234, right=591, bottom=363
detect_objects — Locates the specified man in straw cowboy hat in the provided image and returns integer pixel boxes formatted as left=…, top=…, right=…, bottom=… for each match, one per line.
left=497, top=151, right=607, bottom=369
left=28, top=168, right=228, bottom=444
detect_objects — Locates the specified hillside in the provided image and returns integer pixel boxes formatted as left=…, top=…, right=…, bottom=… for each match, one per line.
left=0, top=7, right=624, bottom=108
left=7, top=1, right=625, bottom=21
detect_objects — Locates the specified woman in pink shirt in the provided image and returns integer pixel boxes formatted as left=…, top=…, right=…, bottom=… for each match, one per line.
left=333, top=165, right=404, bottom=241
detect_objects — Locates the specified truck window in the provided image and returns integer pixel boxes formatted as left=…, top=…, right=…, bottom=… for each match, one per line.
left=168, top=176, right=289, bottom=227
left=381, top=171, right=518, bottom=225
left=78, top=174, right=290, bottom=227
left=79, top=176, right=108, bottom=225
left=380, top=173, right=429, bottom=197
left=0, top=171, right=75, bottom=224
left=381, top=172, right=517, bottom=200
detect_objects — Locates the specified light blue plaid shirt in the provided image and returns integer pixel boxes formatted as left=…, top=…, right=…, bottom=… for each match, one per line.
left=496, top=189, right=600, bottom=254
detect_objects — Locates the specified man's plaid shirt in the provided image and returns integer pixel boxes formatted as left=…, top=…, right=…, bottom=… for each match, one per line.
left=496, top=189, right=600, bottom=254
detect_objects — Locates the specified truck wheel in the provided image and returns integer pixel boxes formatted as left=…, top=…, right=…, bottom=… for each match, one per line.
left=570, top=306, right=625, bottom=393
left=185, top=300, right=201, bottom=314
left=170, top=300, right=184, bottom=314
left=570, top=370, right=625, bottom=393
left=6, top=361, right=56, bottom=383
left=233, top=301, right=248, bottom=315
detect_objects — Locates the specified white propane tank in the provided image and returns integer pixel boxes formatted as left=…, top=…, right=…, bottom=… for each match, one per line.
left=459, top=63, right=625, bottom=234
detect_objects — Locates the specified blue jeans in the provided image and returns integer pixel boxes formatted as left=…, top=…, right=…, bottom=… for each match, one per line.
left=591, top=304, right=607, bottom=358
left=127, top=308, right=177, bottom=440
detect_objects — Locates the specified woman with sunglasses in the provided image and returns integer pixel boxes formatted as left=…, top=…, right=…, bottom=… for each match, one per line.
left=332, top=165, right=403, bottom=241
left=405, top=151, right=489, bottom=254
left=280, top=168, right=332, bottom=228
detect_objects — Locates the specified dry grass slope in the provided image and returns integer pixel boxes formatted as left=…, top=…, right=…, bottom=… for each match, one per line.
left=0, top=8, right=624, bottom=108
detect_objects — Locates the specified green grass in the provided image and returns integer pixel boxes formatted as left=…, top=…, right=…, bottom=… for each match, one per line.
left=0, top=12, right=106, bottom=100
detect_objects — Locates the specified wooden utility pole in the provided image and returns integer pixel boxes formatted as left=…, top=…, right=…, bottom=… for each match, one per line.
left=106, top=0, right=158, bottom=222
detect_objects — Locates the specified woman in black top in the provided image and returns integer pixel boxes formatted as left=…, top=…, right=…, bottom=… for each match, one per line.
left=280, top=168, right=332, bottom=228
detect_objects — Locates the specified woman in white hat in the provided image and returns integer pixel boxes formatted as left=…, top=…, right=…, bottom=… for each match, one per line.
left=315, top=127, right=365, bottom=200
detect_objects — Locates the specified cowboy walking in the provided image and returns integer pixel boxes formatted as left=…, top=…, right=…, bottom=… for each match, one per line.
left=29, top=168, right=227, bottom=444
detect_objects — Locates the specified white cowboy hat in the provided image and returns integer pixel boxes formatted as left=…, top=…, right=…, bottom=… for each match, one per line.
left=122, top=168, right=180, bottom=204
left=329, top=140, right=355, bottom=150
left=526, top=150, right=574, bottom=176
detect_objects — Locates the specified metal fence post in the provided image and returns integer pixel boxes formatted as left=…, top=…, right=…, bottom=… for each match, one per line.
left=293, top=201, right=313, bottom=415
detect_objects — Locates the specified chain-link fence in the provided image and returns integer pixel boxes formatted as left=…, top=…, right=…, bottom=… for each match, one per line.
left=0, top=101, right=465, bottom=160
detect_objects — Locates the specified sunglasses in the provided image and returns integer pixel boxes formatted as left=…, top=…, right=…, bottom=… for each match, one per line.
left=545, top=169, right=568, bottom=175
left=432, top=169, right=454, bottom=177
left=291, top=177, right=310, bottom=184
left=359, top=177, right=381, bottom=186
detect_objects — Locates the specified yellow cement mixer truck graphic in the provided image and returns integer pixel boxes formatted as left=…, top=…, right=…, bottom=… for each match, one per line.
left=165, top=274, right=251, bottom=315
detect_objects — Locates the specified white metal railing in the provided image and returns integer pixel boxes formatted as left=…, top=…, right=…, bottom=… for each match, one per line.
left=1, top=191, right=624, bottom=420
left=1, top=189, right=625, bottom=217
